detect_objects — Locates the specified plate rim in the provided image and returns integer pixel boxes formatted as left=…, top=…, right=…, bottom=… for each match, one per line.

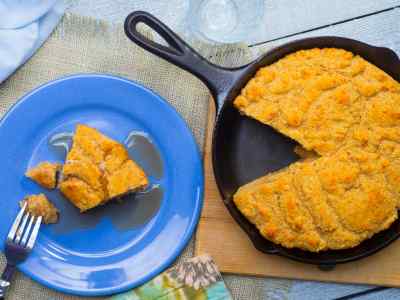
left=0, top=73, right=204, bottom=296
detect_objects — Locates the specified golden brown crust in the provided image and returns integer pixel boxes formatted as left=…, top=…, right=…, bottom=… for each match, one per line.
left=107, top=160, right=148, bottom=198
left=234, top=48, right=399, bottom=155
left=234, top=147, right=398, bottom=252
left=26, top=162, right=61, bottom=189
left=59, top=125, right=148, bottom=212
left=20, top=194, right=59, bottom=224
left=58, top=177, right=105, bottom=211
left=233, top=48, right=400, bottom=252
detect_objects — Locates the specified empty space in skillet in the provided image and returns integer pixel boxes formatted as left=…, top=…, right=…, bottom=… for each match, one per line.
left=213, top=104, right=299, bottom=197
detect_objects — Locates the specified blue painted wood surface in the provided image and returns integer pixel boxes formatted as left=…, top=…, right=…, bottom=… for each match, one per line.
left=69, top=0, right=399, bottom=45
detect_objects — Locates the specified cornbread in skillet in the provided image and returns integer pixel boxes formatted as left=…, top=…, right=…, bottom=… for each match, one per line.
left=20, top=194, right=59, bottom=224
left=26, top=162, right=61, bottom=189
left=233, top=48, right=400, bottom=251
left=234, top=48, right=399, bottom=155
left=59, top=125, right=148, bottom=212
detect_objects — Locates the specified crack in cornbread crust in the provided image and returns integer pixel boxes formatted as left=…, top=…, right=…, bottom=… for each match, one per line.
left=59, top=125, right=148, bottom=212
left=233, top=48, right=400, bottom=252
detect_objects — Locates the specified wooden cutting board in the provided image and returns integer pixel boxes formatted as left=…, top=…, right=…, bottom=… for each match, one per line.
left=194, top=99, right=400, bottom=287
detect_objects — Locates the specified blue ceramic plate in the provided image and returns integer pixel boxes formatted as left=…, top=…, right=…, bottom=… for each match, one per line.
left=0, top=74, right=203, bottom=296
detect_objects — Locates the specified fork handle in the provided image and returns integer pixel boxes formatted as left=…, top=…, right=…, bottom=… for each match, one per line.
left=0, top=264, right=16, bottom=299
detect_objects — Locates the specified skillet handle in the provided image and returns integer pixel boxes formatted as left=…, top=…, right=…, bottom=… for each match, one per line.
left=124, top=11, right=246, bottom=111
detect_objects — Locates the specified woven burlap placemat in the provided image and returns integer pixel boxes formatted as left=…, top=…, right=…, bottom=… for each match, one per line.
left=0, top=13, right=293, bottom=300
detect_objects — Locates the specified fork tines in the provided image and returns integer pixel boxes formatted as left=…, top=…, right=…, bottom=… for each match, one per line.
left=7, top=203, right=42, bottom=249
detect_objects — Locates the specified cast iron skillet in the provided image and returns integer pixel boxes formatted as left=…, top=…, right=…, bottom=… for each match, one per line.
left=125, top=11, right=400, bottom=269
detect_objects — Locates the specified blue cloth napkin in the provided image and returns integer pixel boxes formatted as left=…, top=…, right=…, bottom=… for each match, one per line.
left=0, top=0, right=66, bottom=83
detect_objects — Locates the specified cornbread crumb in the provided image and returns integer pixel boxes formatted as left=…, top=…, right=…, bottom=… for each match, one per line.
left=26, top=162, right=61, bottom=189
left=20, top=194, right=59, bottom=224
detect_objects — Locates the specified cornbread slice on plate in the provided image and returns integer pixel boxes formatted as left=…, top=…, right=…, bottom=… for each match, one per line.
left=233, top=48, right=400, bottom=252
left=26, top=162, right=61, bottom=189
left=20, top=194, right=59, bottom=224
left=59, top=125, right=148, bottom=212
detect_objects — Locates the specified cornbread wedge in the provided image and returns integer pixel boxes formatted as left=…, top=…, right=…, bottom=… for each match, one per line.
left=26, top=162, right=61, bottom=189
left=234, top=147, right=398, bottom=251
left=234, top=48, right=399, bottom=155
left=20, top=194, right=59, bottom=224
left=59, top=125, right=148, bottom=212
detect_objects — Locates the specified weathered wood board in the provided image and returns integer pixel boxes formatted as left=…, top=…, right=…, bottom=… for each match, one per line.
left=195, top=96, right=400, bottom=287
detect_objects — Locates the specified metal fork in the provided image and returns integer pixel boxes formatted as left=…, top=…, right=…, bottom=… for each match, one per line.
left=0, top=203, right=42, bottom=299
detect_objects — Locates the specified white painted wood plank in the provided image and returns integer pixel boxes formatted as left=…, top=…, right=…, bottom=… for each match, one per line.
left=68, top=0, right=400, bottom=45
left=254, top=0, right=399, bottom=44
left=252, top=8, right=400, bottom=56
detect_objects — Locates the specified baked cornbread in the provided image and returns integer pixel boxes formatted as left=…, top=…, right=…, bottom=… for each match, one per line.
left=20, top=194, right=59, bottom=224
left=234, top=147, right=398, bottom=251
left=59, top=125, right=148, bottom=212
left=26, top=162, right=61, bottom=189
left=234, top=48, right=399, bottom=155
left=233, top=48, right=400, bottom=251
